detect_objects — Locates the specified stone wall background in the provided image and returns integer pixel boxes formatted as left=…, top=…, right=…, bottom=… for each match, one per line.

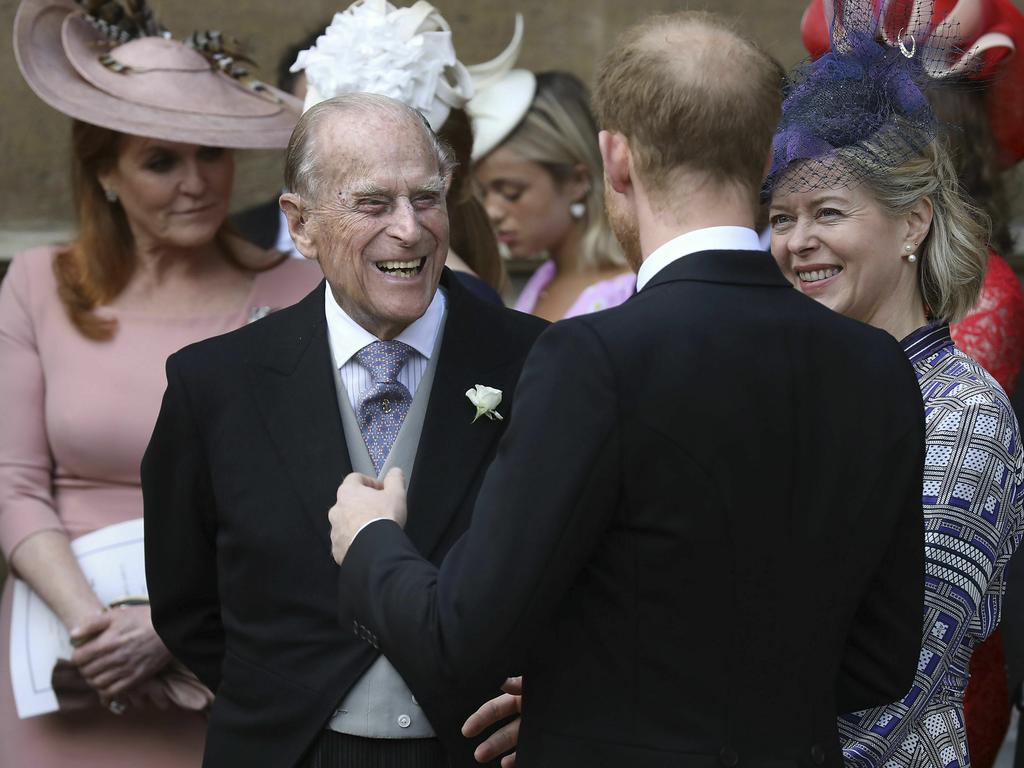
left=2, top=0, right=1022, bottom=260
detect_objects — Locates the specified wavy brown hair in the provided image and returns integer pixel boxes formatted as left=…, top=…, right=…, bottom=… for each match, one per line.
left=437, top=108, right=506, bottom=293
left=54, top=121, right=134, bottom=340
left=56, top=120, right=249, bottom=340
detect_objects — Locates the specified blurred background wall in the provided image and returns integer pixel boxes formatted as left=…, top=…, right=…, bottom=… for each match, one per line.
left=3, top=0, right=1022, bottom=262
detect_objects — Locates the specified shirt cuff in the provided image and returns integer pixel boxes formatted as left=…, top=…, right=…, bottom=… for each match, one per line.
left=352, top=517, right=399, bottom=544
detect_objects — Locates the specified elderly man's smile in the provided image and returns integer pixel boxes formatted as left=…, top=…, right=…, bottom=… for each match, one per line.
left=374, top=256, right=428, bottom=278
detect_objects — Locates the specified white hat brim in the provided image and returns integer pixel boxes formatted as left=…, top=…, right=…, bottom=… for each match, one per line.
left=467, top=69, right=536, bottom=161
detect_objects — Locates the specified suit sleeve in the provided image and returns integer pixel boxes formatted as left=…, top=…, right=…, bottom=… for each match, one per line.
left=835, top=414, right=926, bottom=712
left=142, top=355, right=225, bottom=692
left=340, top=319, right=621, bottom=690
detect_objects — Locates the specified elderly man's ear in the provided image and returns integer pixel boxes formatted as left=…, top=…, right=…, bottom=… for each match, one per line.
left=280, top=192, right=319, bottom=261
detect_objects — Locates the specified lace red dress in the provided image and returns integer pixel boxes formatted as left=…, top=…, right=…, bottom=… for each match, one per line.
left=951, top=250, right=1024, bottom=768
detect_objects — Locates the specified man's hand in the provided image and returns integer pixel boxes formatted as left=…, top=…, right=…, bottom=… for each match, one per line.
left=329, top=468, right=408, bottom=565
left=462, top=676, right=523, bottom=766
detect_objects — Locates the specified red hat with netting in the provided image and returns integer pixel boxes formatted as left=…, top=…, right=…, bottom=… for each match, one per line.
left=801, top=0, right=1024, bottom=169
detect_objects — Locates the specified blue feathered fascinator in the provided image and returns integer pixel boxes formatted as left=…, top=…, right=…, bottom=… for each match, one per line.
left=764, top=0, right=959, bottom=195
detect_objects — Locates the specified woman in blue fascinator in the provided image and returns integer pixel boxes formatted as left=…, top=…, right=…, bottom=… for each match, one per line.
left=765, top=1, right=1024, bottom=763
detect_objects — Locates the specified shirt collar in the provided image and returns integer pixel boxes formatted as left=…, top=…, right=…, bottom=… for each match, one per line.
left=900, top=322, right=953, bottom=367
left=636, top=226, right=763, bottom=292
left=324, top=283, right=446, bottom=369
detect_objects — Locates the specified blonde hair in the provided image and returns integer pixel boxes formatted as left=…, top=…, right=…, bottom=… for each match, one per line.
left=839, top=139, right=989, bottom=324
left=499, top=72, right=625, bottom=271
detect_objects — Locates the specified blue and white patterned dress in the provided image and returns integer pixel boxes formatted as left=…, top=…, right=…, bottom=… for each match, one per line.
left=839, top=323, right=1024, bottom=767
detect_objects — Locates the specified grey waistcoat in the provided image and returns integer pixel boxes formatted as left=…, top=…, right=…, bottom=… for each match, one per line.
left=327, top=318, right=446, bottom=740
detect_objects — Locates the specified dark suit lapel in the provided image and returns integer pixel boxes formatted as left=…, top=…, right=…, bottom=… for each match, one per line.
left=404, top=273, right=518, bottom=559
left=248, top=282, right=350, bottom=543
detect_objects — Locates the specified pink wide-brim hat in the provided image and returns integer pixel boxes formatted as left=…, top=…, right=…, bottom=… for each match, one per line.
left=13, top=0, right=303, bottom=149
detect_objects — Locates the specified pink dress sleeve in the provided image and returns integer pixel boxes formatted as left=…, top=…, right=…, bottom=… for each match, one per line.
left=248, top=256, right=324, bottom=311
left=513, top=260, right=556, bottom=314
left=514, top=262, right=636, bottom=319
left=563, top=271, right=637, bottom=319
left=0, top=250, right=65, bottom=561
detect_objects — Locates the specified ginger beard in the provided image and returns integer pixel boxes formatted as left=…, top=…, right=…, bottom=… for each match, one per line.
left=603, top=181, right=642, bottom=272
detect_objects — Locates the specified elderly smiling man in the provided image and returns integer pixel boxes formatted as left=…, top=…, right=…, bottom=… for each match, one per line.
left=142, top=94, right=545, bottom=768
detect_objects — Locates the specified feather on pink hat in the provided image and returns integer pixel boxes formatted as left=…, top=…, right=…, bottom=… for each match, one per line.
left=13, top=0, right=303, bottom=148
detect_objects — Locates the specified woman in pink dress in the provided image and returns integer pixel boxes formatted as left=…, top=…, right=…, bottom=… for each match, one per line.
left=0, top=1, right=322, bottom=764
left=469, top=70, right=635, bottom=320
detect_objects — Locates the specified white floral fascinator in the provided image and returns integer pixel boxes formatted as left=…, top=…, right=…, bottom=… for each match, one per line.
left=292, top=0, right=473, bottom=130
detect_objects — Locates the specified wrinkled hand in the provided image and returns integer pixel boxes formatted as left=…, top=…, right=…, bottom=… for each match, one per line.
left=70, top=605, right=172, bottom=700
left=120, top=678, right=174, bottom=711
left=463, top=676, right=523, bottom=767
left=329, top=468, right=408, bottom=566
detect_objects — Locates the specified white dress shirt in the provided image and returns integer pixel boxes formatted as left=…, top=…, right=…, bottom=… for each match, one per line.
left=635, top=226, right=764, bottom=292
left=324, top=285, right=446, bottom=410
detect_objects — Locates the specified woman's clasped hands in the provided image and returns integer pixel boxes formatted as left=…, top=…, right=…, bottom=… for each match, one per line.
left=70, top=604, right=174, bottom=711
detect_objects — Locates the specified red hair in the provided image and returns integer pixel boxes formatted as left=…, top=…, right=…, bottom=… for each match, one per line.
left=54, top=121, right=134, bottom=340
left=55, top=120, right=252, bottom=339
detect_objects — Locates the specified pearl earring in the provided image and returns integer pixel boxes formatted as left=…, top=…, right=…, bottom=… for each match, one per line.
left=569, top=201, right=586, bottom=219
left=904, top=243, right=917, bottom=263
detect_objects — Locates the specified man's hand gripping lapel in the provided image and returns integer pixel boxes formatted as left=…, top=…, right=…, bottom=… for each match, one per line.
left=329, top=468, right=409, bottom=565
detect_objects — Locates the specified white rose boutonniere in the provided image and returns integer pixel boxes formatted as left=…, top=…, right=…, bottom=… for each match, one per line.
left=466, top=385, right=503, bottom=423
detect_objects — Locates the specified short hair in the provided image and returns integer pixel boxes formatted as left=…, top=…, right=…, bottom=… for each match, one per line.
left=842, top=139, right=990, bottom=324
left=593, top=11, right=784, bottom=205
left=284, top=93, right=455, bottom=204
left=498, top=72, right=625, bottom=270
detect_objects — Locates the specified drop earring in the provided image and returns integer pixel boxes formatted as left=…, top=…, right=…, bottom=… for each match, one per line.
left=904, top=243, right=917, bottom=263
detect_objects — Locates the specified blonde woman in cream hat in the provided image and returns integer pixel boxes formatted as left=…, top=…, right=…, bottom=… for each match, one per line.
left=291, top=0, right=516, bottom=303
left=0, top=0, right=322, bottom=764
left=469, top=69, right=633, bottom=321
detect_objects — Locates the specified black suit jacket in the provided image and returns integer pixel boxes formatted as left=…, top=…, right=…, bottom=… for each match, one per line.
left=340, top=250, right=927, bottom=768
left=142, top=270, right=547, bottom=767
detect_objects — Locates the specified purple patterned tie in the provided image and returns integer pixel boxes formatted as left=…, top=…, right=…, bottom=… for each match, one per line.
left=354, top=341, right=413, bottom=474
